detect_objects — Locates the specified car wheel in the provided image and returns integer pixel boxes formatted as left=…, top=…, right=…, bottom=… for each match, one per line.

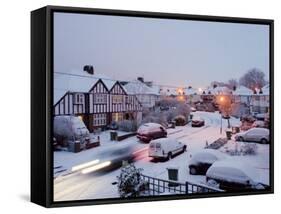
left=260, top=138, right=268, bottom=144
left=189, top=166, right=197, bottom=175
left=238, top=136, right=244, bottom=142
left=167, top=152, right=172, bottom=160
left=207, top=179, right=219, bottom=188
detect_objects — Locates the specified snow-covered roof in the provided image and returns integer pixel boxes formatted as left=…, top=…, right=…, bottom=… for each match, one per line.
left=159, top=87, right=178, bottom=96
left=54, top=69, right=115, bottom=104
left=233, top=86, right=253, bottom=96
left=124, top=80, right=159, bottom=95
left=204, top=86, right=232, bottom=95
left=185, top=87, right=199, bottom=95
left=260, top=84, right=269, bottom=95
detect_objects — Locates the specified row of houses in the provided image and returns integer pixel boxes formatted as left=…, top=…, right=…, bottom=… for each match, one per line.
left=54, top=68, right=142, bottom=132
left=54, top=67, right=270, bottom=132
left=158, top=84, right=270, bottom=114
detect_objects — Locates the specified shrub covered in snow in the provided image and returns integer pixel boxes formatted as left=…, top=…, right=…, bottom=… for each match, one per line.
left=117, top=164, right=148, bottom=197
left=117, top=120, right=137, bottom=132
left=241, top=143, right=258, bottom=155
left=173, top=115, right=186, bottom=126
left=143, top=100, right=190, bottom=127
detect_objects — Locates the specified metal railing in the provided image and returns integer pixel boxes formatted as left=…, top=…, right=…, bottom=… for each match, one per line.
left=140, top=174, right=223, bottom=196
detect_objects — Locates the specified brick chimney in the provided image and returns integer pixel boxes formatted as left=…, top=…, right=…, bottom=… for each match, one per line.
left=137, top=77, right=144, bottom=83
left=83, top=65, right=94, bottom=75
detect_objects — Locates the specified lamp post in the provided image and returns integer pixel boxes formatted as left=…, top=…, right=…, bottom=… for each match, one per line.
left=218, top=96, right=224, bottom=135
left=220, top=113, right=222, bottom=134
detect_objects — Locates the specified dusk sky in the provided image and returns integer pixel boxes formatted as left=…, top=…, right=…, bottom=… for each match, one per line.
left=54, top=12, right=269, bottom=88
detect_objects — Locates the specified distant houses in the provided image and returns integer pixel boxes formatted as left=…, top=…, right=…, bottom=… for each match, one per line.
left=53, top=67, right=142, bottom=132
left=250, top=84, right=270, bottom=114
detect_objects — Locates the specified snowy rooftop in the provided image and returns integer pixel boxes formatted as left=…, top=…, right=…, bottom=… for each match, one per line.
left=185, top=87, right=199, bottom=95
left=124, top=80, right=160, bottom=95
left=233, top=86, right=253, bottom=96
left=204, top=86, right=232, bottom=95
left=54, top=69, right=116, bottom=104
left=260, top=84, right=270, bottom=95
left=159, top=87, right=178, bottom=96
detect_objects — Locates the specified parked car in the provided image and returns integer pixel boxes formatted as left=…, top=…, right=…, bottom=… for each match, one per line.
left=188, top=149, right=227, bottom=175
left=222, top=114, right=230, bottom=119
left=251, top=120, right=266, bottom=128
left=190, top=107, right=197, bottom=112
left=137, top=123, right=167, bottom=143
left=235, top=127, right=269, bottom=144
left=149, top=137, right=187, bottom=160
left=160, top=106, right=170, bottom=111
left=206, top=160, right=268, bottom=191
left=191, top=116, right=205, bottom=127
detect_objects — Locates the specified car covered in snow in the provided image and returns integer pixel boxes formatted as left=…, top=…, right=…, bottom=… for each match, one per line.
left=251, top=120, right=266, bottom=128
left=188, top=149, right=227, bottom=175
left=206, top=160, right=268, bottom=191
left=191, top=116, right=205, bottom=127
left=235, top=127, right=269, bottom=144
left=53, top=115, right=99, bottom=150
left=149, top=138, right=187, bottom=160
left=137, top=123, right=167, bottom=143
left=190, top=107, right=197, bottom=112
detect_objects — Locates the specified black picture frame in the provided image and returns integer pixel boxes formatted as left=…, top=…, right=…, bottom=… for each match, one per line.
left=31, top=5, right=274, bottom=208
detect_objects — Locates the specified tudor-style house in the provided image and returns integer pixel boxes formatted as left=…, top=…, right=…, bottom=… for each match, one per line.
left=53, top=67, right=143, bottom=132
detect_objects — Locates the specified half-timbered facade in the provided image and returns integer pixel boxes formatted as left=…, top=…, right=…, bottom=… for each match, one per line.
left=54, top=72, right=142, bottom=132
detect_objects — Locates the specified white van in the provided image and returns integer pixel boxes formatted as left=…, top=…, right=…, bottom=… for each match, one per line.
left=148, top=138, right=187, bottom=160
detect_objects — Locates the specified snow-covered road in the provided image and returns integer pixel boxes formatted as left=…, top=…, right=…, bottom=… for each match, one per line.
left=53, top=111, right=269, bottom=201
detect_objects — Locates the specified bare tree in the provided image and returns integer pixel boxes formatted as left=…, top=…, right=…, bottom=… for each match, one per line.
left=239, top=68, right=267, bottom=90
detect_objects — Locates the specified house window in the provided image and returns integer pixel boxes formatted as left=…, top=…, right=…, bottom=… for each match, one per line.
left=93, top=113, right=107, bottom=126
left=112, top=95, right=123, bottom=103
left=74, top=93, right=84, bottom=104
left=125, top=96, right=130, bottom=104
left=94, top=94, right=107, bottom=104
left=112, top=113, right=123, bottom=122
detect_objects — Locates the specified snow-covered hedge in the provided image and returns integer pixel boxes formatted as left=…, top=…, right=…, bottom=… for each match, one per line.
left=173, top=115, right=186, bottom=126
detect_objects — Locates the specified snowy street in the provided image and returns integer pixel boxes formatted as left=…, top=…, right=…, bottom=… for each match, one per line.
left=54, top=111, right=270, bottom=201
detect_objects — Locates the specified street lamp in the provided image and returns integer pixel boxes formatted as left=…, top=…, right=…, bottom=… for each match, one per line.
left=218, top=95, right=225, bottom=135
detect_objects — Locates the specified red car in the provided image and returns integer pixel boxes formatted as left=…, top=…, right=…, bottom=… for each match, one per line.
left=191, top=116, right=205, bottom=127
left=137, top=123, right=167, bottom=143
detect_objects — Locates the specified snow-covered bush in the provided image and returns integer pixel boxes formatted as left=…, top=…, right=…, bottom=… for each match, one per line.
left=156, top=97, right=179, bottom=108
left=117, top=164, right=148, bottom=197
left=117, top=120, right=137, bottom=132
left=173, top=115, right=186, bottom=126
left=241, top=143, right=258, bottom=155
left=142, top=100, right=190, bottom=127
